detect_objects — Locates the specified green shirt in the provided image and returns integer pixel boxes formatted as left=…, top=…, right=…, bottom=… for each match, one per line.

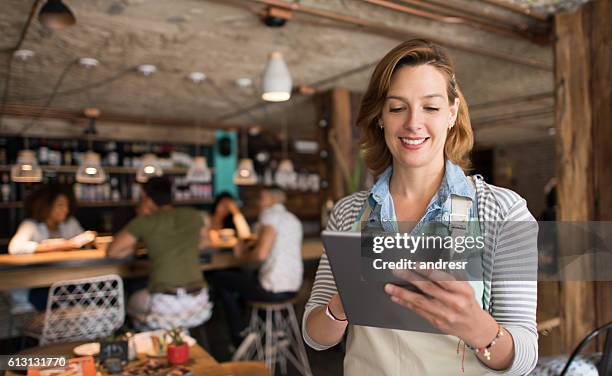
left=126, top=207, right=205, bottom=293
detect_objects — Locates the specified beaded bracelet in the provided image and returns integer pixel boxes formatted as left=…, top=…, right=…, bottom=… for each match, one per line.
left=466, top=324, right=505, bottom=360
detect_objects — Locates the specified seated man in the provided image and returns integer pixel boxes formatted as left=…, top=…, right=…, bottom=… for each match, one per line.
left=107, top=177, right=212, bottom=330
left=211, top=188, right=303, bottom=347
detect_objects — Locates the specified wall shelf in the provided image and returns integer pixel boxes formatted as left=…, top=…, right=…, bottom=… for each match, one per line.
left=0, top=198, right=214, bottom=209
left=0, top=165, right=210, bottom=175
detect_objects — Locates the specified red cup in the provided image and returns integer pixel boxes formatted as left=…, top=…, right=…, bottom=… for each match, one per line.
left=167, top=343, right=190, bottom=365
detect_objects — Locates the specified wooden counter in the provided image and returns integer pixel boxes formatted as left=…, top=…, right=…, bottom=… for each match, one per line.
left=0, top=238, right=323, bottom=290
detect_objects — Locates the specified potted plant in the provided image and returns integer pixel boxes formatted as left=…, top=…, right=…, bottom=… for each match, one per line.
left=166, top=327, right=189, bottom=365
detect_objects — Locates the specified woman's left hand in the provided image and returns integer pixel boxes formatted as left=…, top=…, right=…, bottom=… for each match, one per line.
left=384, top=269, right=498, bottom=348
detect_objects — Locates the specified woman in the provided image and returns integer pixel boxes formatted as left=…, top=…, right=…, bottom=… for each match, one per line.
left=9, top=184, right=94, bottom=255
left=9, top=184, right=94, bottom=312
left=209, top=192, right=251, bottom=242
left=303, top=40, right=538, bottom=375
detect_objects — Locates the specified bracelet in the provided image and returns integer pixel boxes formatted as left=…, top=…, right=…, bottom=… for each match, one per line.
left=466, top=324, right=505, bottom=361
left=325, top=304, right=347, bottom=322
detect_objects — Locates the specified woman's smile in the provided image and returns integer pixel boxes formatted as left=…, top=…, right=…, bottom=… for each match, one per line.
left=398, top=136, right=430, bottom=149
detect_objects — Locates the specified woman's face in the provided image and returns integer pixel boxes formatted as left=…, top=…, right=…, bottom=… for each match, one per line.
left=381, top=64, right=458, bottom=171
left=215, top=198, right=231, bottom=217
left=49, top=194, right=69, bottom=223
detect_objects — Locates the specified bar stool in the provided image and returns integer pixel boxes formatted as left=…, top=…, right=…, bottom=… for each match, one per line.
left=232, top=298, right=313, bottom=376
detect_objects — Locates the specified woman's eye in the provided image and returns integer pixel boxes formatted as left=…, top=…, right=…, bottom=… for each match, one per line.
left=424, top=107, right=439, bottom=112
left=389, top=107, right=404, bottom=113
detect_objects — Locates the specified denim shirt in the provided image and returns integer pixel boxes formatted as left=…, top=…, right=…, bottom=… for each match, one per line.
left=362, top=160, right=484, bottom=306
left=366, top=160, right=477, bottom=233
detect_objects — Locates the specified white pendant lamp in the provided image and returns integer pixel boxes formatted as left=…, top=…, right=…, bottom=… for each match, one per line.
left=136, top=153, right=163, bottom=183
left=76, top=151, right=106, bottom=184
left=11, top=150, right=42, bottom=183
left=262, top=52, right=292, bottom=102
left=186, top=72, right=211, bottom=184
left=274, top=158, right=296, bottom=188
left=233, top=127, right=257, bottom=186
left=233, top=158, right=257, bottom=185
left=187, top=156, right=212, bottom=183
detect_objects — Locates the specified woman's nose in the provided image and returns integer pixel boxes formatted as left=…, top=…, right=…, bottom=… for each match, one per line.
left=403, top=109, right=423, bottom=131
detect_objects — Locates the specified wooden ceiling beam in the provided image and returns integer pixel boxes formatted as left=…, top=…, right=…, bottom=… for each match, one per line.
left=243, top=0, right=552, bottom=71
left=364, top=0, right=551, bottom=44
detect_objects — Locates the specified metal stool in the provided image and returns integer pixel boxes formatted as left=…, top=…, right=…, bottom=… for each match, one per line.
left=232, top=299, right=313, bottom=376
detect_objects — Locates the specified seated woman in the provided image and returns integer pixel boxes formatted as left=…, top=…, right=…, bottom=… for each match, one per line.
left=303, top=39, right=538, bottom=375
left=8, top=184, right=95, bottom=311
left=208, top=192, right=251, bottom=244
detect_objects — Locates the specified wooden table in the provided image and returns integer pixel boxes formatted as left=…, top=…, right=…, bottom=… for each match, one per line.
left=0, top=238, right=323, bottom=290
left=4, top=341, right=230, bottom=376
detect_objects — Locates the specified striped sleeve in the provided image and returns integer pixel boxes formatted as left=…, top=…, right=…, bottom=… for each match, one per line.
left=302, top=192, right=366, bottom=351
left=486, top=188, right=539, bottom=375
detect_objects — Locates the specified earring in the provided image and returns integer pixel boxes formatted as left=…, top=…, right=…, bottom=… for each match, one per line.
left=378, top=118, right=384, bottom=129
left=448, top=122, right=455, bottom=130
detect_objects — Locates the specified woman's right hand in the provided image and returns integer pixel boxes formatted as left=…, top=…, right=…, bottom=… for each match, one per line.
left=328, top=294, right=346, bottom=321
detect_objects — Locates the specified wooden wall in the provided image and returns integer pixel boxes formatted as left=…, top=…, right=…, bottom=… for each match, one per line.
left=554, top=0, right=612, bottom=353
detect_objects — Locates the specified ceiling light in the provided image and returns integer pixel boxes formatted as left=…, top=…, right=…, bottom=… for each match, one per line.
left=236, top=78, right=252, bottom=89
left=233, top=158, right=257, bottom=185
left=262, top=52, right=292, bottom=102
left=275, top=159, right=296, bottom=188
left=76, top=151, right=106, bottom=184
left=137, top=64, right=157, bottom=76
left=136, top=153, right=163, bottom=183
left=233, top=128, right=257, bottom=186
left=13, top=49, right=35, bottom=61
left=79, top=57, right=99, bottom=68
left=186, top=156, right=212, bottom=183
left=188, top=71, right=206, bottom=83
left=38, top=0, right=76, bottom=30
left=11, top=150, right=42, bottom=183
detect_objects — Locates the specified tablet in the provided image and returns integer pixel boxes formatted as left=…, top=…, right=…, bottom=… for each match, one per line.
left=321, top=230, right=442, bottom=334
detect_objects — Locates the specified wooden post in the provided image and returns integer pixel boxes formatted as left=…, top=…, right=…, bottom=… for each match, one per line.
left=330, top=88, right=353, bottom=200
left=590, top=0, right=612, bottom=340
left=554, top=0, right=612, bottom=353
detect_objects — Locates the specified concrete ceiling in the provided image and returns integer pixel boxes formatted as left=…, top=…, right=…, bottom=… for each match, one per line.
left=0, top=0, right=587, bottom=146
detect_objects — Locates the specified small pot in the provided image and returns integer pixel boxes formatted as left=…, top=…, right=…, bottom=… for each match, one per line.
left=167, top=343, right=190, bottom=365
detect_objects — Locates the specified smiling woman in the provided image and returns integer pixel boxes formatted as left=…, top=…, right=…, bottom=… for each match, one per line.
left=303, top=39, right=538, bottom=376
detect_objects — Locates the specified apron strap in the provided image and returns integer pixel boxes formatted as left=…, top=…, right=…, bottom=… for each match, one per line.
left=351, top=202, right=373, bottom=232
left=449, top=177, right=476, bottom=238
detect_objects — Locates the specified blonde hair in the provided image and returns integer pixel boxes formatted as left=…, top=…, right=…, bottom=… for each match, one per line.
left=357, top=39, right=473, bottom=177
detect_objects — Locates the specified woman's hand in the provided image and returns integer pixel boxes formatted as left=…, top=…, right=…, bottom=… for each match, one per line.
left=327, top=294, right=347, bottom=321
left=70, top=231, right=97, bottom=248
left=384, top=269, right=497, bottom=348
left=226, top=200, right=240, bottom=215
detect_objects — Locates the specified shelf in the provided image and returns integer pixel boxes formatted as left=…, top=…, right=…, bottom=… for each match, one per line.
left=239, top=185, right=321, bottom=194
left=0, top=198, right=214, bottom=209
left=0, top=165, right=205, bottom=175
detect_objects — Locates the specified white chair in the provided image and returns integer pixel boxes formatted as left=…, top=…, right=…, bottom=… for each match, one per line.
left=232, top=299, right=313, bottom=376
left=22, top=275, right=124, bottom=345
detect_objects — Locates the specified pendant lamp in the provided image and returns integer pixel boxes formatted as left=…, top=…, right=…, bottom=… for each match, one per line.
left=11, top=150, right=42, bottom=183
left=262, top=52, right=292, bottom=102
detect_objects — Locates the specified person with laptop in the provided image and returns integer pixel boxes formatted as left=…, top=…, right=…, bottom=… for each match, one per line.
left=303, top=39, right=538, bottom=375
left=107, top=177, right=212, bottom=330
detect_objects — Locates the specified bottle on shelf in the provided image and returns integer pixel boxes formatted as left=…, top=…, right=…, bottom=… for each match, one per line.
left=110, top=177, right=121, bottom=202
left=1, top=174, right=11, bottom=202
left=38, top=138, right=49, bottom=165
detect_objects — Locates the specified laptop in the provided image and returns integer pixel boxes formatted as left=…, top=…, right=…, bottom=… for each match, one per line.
left=321, top=230, right=442, bottom=334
